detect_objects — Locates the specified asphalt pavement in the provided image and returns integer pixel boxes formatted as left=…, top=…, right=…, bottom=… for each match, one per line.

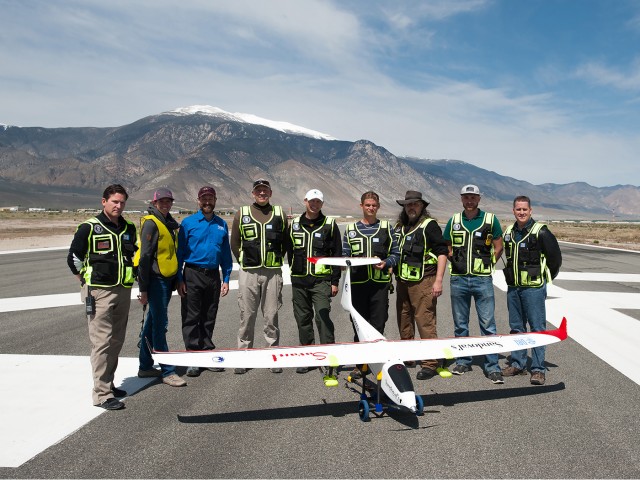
left=0, top=242, right=639, bottom=478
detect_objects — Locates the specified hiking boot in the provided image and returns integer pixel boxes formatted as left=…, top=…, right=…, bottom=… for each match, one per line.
left=296, top=366, right=310, bottom=374
left=451, top=364, right=471, bottom=375
left=349, top=368, right=362, bottom=380
left=488, top=372, right=504, bottom=384
left=403, top=360, right=416, bottom=368
left=234, top=368, right=248, bottom=374
left=501, top=365, right=526, bottom=376
left=138, top=368, right=162, bottom=378
left=207, top=367, right=225, bottom=372
left=186, top=366, right=201, bottom=377
left=416, top=367, right=436, bottom=380
left=162, top=374, right=187, bottom=387
left=98, top=398, right=124, bottom=410
left=270, top=368, right=283, bottom=373
left=530, top=371, right=546, bottom=385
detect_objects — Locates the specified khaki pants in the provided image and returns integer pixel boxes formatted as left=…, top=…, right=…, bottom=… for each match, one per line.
left=237, top=267, right=282, bottom=349
left=396, top=275, right=438, bottom=370
left=82, top=284, right=131, bottom=405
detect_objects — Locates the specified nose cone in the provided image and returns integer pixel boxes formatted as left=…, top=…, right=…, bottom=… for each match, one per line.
left=398, top=391, right=417, bottom=413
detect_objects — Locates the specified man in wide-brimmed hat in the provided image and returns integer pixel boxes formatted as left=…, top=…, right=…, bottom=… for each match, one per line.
left=394, top=190, right=449, bottom=381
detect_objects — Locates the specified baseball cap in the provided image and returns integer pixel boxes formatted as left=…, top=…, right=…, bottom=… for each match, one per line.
left=197, top=186, right=216, bottom=198
left=304, top=189, right=324, bottom=202
left=460, top=184, right=481, bottom=195
left=252, top=179, right=271, bottom=190
left=153, top=187, right=174, bottom=201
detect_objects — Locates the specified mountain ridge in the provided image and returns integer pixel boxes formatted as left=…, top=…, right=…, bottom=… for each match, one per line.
left=1, top=107, right=638, bottom=220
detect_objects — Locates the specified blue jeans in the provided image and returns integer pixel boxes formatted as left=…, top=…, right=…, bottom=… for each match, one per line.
left=507, top=284, right=547, bottom=372
left=450, top=275, right=499, bottom=373
left=139, top=275, right=176, bottom=377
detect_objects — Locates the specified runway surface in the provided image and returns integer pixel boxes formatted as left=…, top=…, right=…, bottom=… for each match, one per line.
left=0, top=242, right=639, bottom=478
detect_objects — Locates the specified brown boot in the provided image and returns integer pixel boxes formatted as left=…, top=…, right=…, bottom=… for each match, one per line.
left=530, top=371, right=546, bottom=385
left=501, top=365, right=526, bottom=376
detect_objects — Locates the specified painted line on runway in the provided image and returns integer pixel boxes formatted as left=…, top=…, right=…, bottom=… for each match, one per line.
left=0, top=265, right=291, bottom=313
left=0, top=355, right=153, bottom=468
left=493, top=272, right=640, bottom=386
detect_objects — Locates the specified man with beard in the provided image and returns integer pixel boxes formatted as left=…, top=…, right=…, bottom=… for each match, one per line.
left=444, top=185, right=504, bottom=384
left=230, top=179, right=287, bottom=374
left=135, top=187, right=186, bottom=387
left=177, top=186, right=233, bottom=377
left=394, top=191, right=448, bottom=380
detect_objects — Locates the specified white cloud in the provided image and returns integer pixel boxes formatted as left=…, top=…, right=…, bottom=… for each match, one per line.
left=575, top=60, right=640, bottom=92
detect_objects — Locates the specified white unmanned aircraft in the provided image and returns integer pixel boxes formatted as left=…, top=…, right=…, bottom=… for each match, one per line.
left=152, top=257, right=567, bottom=422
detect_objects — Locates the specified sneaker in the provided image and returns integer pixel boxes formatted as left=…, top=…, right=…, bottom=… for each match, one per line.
left=138, top=368, right=162, bottom=378
left=451, top=364, right=471, bottom=375
left=162, top=374, right=187, bottom=387
left=416, top=367, right=436, bottom=380
left=112, top=387, right=127, bottom=398
left=501, top=365, right=526, bottom=376
left=207, top=367, right=225, bottom=372
left=234, top=368, right=248, bottom=374
left=403, top=360, right=416, bottom=368
left=488, top=372, right=504, bottom=384
left=349, top=368, right=362, bottom=380
left=296, top=366, right=310, bottom=374
left=270, top=368, right=283, bottom=373
left=97, top=398, right=124, bottom=410
left=530, top=371, right=546, bottom=385
left=186, top=367, right=201, bottom=377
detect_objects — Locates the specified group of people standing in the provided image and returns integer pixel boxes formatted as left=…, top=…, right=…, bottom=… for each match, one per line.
left=68, top=180, right=561, bottom=411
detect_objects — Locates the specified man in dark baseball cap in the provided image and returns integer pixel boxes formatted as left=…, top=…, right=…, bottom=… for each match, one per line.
left=176, top=184, right=232, bottom=377
left=252, top=179, right=271, bottom=190
left=197, top=186, right=216, bottom=198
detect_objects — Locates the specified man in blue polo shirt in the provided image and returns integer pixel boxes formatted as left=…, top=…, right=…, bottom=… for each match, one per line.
left=177, top=186, right=233, bottom=377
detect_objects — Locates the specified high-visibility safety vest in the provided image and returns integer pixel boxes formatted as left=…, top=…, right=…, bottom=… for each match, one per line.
left=80, top=217, right=137, bottom=288
left=239, top=205, right=286, bottom=269
left=448, top=212, right=496, bottom=276
left=132, top=215, right=178, bottom=278
left=289, top=216, right=336, bottom=277
left=503, top=222, right=550, bottom=287
left=345, top=220, right=392, bottom=284
left=396, top=218, right=438, bottom=281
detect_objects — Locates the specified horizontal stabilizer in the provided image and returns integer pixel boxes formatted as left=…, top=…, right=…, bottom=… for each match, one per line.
left=308, top=256, right=381, bottom=267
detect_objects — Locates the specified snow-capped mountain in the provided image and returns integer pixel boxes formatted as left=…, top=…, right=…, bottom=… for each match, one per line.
left=167, top=105, right=336, bottom=141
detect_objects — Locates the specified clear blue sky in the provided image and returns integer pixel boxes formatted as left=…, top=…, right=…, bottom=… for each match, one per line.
left=1, top=0, right=639, bottom=187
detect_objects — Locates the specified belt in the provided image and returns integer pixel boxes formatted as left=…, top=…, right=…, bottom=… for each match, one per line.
left=185, top=264, right=218, bottom=276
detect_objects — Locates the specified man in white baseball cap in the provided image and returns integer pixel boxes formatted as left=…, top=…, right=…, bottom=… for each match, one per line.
left=443, top=184, right=504, bottom=384
left=286, top=188, right=341, bottom=374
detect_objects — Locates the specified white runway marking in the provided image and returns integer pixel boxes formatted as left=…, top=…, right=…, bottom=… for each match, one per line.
left=0, top=355, right=154, bottom=468
left=0, top=265, right=291, bottom=313
left=493, top=272, right=640, bottom=386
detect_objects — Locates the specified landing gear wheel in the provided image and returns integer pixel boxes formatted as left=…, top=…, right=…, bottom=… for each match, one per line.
left=358, top=399, right=371, bottom=422
left=415, top=395, right=424, bottom=416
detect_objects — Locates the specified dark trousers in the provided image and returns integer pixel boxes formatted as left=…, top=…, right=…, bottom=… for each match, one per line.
left=181, top=266, right=221, bottom=350
left=292, top=279, right=335, bottom=345
left=350, top=280, right=389, bottom=341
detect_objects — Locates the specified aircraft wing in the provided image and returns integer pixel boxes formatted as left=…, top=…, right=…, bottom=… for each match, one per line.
left=152, top=318, right=567, bottom=369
